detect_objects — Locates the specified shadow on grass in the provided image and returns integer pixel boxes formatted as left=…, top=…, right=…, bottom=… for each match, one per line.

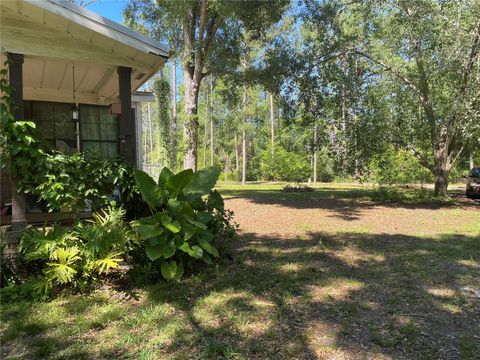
left=137, top=230, right=480, bottom=359
left=220, top=185, right=478, bottom=221
left=1, top=231, right=479, bottom=359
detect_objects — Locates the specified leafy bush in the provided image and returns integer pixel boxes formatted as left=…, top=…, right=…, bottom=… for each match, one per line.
left=283, top=184, right=314, bottom=192
left=1, top=207, right=134, bottom=301
left=33, top=153, right=138, bottom=214
left=261, top=146, right=311, bottom=182
left=132, top=166, right=235, bottom=280
left=368, top=147, right=432, bottom=185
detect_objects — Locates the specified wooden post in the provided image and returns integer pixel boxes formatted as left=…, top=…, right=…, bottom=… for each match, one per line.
left=8, top=53, right=27, bottom=232
left=117, top=66, right=135, bottom=165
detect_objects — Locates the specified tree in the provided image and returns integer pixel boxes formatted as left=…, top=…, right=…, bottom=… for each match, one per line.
left=342, top=0, right=480, bottom=195
left=295, top=0, right=480, bottom=195
left=125, top=0, right=288, bottom=171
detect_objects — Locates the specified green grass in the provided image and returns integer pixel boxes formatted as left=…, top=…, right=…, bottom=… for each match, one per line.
left=1, top=182, right=478, bottom=359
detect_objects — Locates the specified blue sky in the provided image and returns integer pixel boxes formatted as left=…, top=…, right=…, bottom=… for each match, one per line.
left=86, top=0, right=128, bottom=23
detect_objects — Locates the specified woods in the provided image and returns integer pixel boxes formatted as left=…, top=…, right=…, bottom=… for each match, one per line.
left=126, top=0, right=479, bottom=196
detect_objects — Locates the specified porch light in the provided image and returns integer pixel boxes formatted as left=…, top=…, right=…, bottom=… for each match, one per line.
left=71, top=104, right=80, bottom=122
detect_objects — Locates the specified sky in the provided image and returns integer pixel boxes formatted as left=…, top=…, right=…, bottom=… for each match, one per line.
left=86, top=0, right=128, bottom=23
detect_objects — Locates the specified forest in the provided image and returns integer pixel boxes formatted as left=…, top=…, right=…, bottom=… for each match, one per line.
left=125, top=0, right=480, bottom=197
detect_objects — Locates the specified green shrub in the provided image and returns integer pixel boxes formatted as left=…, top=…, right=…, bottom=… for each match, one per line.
left=261, top=146, right=311, bottom=182
left=35, top=153, right=138, bottom=214
left=368, top=147, right=432, bottom=185
left=1, top=207, right=134, bottom=301
left=132, top=166, right=235, bottom=280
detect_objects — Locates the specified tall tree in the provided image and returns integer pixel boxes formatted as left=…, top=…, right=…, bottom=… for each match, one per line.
left=125, top=0, right=288, bottom=170
left=341, top=0, right=480, bottom=195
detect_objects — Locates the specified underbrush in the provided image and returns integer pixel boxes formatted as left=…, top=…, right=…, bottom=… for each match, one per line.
left=370, top=186, right=454, bottom=205
left=0, top=166, right=236, bottom=302
left=282, top=183, right=314, bottom=193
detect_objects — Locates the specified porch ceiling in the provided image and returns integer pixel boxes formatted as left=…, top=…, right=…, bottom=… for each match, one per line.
left=0, top=0, right=169, bottom=105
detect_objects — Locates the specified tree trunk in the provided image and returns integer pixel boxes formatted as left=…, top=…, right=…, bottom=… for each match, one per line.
left=203, top=85, right=208, bottom=168
left=210, top=79, right=214, bottom=166
left=433, top=148, right=451, bottom=197
left=313, top=122, right=317, bottom=184
left=340, top=83, right=348, bottom=174
left=470, top=154, right=475, bottom=170
left=183, top=72, right=200, bottom=171
left=242, top=86, right=248, bottom=185
left=225, top=153, right=230, bottom=181
left=235, top=133, right=239, bottom=178
left=269, top=92, right=275, bottom=165
left=171, top=59, right=177, bottom=170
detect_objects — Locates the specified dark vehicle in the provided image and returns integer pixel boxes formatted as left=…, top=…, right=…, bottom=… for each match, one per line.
left=466, top=167, right=480, bottom=198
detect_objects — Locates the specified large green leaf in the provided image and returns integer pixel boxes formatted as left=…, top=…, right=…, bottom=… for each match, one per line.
left=197, top=231, right=219, bottom=257
left=136, top=222, right=164, bottom=240
left=161, top=240, right=176, bottom=259
left=207, top=190, right=224, bottom=211
left=179, top=243, right=203, bottom=258
left=182, top=223, right=196, bottom=241
left=161, top=260, right=177, bottom=279
left=199, top=240, right=219, bottom=257
left=158, top=167, right=174, bottom=189
left=202, top=253, right=213, bottom=265
left=167, top=198, right=183, bottom=214
left=145, top=243, right=163, bottom=261
left=184, top=167, right=221, bottom=196
left=165, top=169, right=194, bottom=194
left=181, top=202, right=195, bottom=218
left=196, top=211, right=213, bottom=224
left=173, top=261, right=184, bottom=280
left=161, top=214, right=181, bottom=233
left=134, top=170, right=162, bottom=208
left=149, top=236, right=168, bottom=246
left=186, top=217, right=207, bottom=230
left=146, top=237, right=174, bottom=260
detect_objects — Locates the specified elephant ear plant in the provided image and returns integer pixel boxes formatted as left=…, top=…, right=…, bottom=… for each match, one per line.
left=132, top=167, right=233, bottom=280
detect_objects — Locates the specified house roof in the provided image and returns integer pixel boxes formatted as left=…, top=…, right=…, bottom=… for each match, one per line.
left=0, top=0, right=169, bottom=105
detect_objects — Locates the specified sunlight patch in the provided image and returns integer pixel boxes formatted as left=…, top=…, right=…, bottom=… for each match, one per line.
left=279, top=262, right=304, bottom=273
left=426, top=287, right=456, bottom=298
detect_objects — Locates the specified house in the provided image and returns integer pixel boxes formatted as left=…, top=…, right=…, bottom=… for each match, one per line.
left=0, top=0, right=169, bottom=240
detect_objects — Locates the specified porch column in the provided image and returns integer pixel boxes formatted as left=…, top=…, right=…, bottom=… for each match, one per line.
left=117, top=66, right=136, bottom=165
left=7, top=53, right=27, bottom=232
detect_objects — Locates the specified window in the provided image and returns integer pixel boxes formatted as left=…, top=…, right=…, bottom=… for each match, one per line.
left=27, top=101, right=76, bottom=151
left=26, top=101, right=119, bottom=158
left=80, top=105, right=118, bottom=159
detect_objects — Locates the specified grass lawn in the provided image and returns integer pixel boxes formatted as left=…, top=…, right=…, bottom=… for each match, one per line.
left=1, top=183, right=479, bottom=359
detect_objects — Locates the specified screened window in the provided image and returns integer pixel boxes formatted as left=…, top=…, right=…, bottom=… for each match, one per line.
left=28, top=101, right=76, bottom=152
left=26, top=101, right=119, bottom=158
left=80, top=105, right=118, bottom=159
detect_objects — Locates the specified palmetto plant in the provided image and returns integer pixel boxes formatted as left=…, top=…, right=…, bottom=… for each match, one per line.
left=17, top=206, right=133, bottom=297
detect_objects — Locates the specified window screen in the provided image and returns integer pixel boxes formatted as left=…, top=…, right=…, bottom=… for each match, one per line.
left=80, top=105, right=119, bottom=158
left=27, top=101, right=119, bottom=158
left=30, top=101, right=76, bottom=151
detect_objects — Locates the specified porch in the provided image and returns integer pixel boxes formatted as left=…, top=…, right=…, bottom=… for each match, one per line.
left=0, top=0, right=169, bottom=237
